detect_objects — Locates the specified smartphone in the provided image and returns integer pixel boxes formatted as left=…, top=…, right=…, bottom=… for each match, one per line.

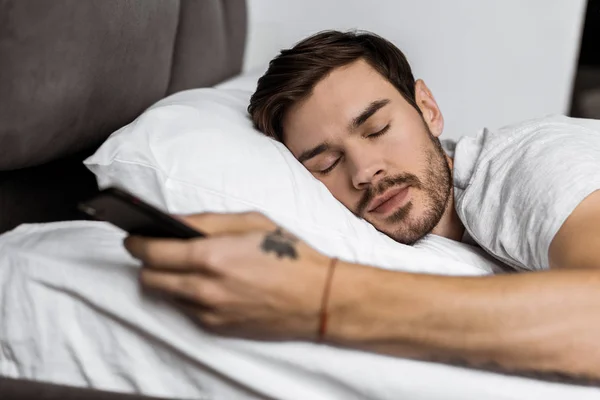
left=78, top=187, right=205, bottom=239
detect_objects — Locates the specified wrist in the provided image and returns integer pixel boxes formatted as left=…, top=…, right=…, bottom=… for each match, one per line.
left=321, top=261, right=384, bottom=344
left=316, top=257, right=338, bottom=342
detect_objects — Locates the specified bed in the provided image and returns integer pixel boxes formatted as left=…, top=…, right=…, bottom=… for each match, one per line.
left=0, top=0, right=245, bottom=398
left=2, top=1, right=600, bottom=400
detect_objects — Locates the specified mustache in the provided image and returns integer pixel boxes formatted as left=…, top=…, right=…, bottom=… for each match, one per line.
left=356, top=174, right=422, bottom=217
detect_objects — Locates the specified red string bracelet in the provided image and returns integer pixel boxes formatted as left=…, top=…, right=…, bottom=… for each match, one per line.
left=317, top=257, right=338, bottom=342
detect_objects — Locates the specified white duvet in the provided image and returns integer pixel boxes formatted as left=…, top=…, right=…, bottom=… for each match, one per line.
left=1, top=221, right=599, bottom=400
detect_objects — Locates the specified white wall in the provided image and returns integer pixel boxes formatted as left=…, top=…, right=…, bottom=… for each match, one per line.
left=243, top=0, right=587, bottom=140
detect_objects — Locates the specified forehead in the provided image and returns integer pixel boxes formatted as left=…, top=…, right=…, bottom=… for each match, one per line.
left=283, top=59, right=400, bottom=154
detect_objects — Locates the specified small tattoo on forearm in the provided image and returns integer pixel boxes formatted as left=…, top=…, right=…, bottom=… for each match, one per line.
left=261, top=227, right=298, bottom=259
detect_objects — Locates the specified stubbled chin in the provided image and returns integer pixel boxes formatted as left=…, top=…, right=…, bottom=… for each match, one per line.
left=365, top=216, right=401, bottom=234
left=367, top=207, right=429, bottom=245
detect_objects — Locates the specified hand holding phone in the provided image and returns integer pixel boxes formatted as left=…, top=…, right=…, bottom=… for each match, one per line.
left=78, top=187, right=205, bottom=239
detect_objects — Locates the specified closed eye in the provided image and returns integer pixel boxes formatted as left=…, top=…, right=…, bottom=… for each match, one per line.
left=318, top=157, right=342, bottom=175
left=367, top=124, right=391, bottom=139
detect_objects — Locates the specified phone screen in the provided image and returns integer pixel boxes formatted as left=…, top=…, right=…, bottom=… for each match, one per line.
left=79, top=188, right=204, bottom=239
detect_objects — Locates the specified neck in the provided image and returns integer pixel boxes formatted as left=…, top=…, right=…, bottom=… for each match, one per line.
left=431, top=156, right=465, bottom=242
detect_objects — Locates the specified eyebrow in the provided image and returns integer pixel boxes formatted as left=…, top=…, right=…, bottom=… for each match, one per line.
left=349, top=99, right=390, bottom=131
left=298, top=142, right=330, bottom=164
left=297, top=98, right=390, bottom=164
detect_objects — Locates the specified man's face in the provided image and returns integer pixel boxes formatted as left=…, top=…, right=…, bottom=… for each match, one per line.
left=283, top=59, right=452, bottom=245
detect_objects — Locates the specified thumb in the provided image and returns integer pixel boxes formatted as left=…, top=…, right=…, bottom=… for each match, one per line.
left=176, top=211, right=276, bottom=236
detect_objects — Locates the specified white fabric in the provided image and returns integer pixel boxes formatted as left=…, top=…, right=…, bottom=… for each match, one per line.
left=454, top=115, right=600, bottom=271
left=83, top=88, right=504, bottom=275
left=213, top=66, right=265, bottom=92
left=2, top=221, right=599, bottom=400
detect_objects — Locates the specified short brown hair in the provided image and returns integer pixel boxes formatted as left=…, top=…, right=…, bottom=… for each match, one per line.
left=248, top=30, right=419, bottom=142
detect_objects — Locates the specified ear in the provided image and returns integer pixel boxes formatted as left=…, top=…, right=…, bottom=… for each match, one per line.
left=414, top=79, right=444, bottom=138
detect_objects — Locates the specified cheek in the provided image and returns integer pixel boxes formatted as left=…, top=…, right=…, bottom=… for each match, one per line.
left=381, top=125, right=431, bottom=168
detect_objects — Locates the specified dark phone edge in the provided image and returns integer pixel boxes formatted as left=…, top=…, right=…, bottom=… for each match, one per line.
left=78, top=187, right=205, bottom=238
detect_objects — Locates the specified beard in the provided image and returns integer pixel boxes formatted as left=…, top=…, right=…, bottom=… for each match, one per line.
left=356, top=130, right=453, bottom=245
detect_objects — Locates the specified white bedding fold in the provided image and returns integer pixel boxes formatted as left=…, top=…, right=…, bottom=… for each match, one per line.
left=1, top=221, right=598, bottom=400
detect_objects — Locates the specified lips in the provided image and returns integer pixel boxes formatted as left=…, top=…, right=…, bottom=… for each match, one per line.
left=367, top=186, right=410, bottom=214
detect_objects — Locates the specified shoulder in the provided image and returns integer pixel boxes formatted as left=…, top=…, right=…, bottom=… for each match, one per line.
left=453, top=115, right=600, bottom=271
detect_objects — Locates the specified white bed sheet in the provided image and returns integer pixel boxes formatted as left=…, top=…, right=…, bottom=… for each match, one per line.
left=1, top=221, right=599, bottom=400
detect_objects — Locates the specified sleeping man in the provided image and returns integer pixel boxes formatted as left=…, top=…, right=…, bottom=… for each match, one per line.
left=124, top=31, right=600, bottom=383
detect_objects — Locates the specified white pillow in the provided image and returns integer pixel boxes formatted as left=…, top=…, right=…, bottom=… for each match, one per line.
left=213, top=66, right=265, bottom=92
left=84, top=88, right=504, bottom=275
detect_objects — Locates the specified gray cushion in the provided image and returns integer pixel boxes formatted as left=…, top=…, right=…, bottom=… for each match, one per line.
left=0, top=0, right=247, bottom=233
left=0, top=377, right=175, bottom=400
left=0, top=0, right=246, bottom=170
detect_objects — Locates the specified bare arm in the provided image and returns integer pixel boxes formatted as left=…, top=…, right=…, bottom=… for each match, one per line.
left=549, top=190, right=600, bottom=270
left=125, top=195, right=600, bottom=385
left=326, top=190, right=600, bottom=384
left=327, top=265, right=600, bottom=383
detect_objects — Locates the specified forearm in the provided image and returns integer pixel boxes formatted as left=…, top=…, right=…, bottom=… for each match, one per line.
left=326, top=262, right=600, bottom=382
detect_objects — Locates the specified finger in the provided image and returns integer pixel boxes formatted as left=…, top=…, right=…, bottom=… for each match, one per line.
left=124, top=236, right=211, bottom=272
left=179, top=211, right=276, bottom=236
left=140, top=269, right=212, bottom=306
left=174, top=298, right=214, bottom=319
left=174, top=300, right=224, bottom=333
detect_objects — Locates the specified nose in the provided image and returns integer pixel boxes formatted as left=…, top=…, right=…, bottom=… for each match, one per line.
left=349, top=152, right=386, bottom=190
